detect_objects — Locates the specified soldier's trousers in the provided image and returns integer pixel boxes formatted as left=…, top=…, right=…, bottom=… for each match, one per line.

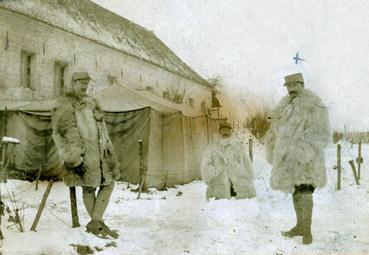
left=82, top=182, right=114, bottom=221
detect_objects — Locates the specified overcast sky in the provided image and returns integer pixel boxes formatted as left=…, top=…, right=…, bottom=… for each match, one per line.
left=92, top=0, right=369, bottom=130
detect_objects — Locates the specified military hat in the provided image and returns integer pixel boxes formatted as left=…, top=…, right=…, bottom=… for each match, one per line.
left=219, top=121, right=232, bottom=130
left=284, top=73, right=304, bottom=86
left=72, top=72, right=92, bottom=81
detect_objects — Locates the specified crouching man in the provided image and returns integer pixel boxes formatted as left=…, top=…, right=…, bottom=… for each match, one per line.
left=264, top=73, right=330, bottom=244
left=201, top=121, right=256, bottom=200
left=52, top=71, right=120, bottom=238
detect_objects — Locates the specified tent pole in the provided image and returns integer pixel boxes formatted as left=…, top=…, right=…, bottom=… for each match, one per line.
left=137, top=139, right=145, bottom=199
left=3, top=107, right=7, bottom=138
left=206, top=115, right=209, bottom=145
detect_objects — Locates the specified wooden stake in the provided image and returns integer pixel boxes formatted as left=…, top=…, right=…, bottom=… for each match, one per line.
left=356, top=141, right=363, bottom=179
left=30, top=180, right=54, bottom=231
left=248, top=138, right=253, bottom=162
left=337, top=144, right=341, bottom=190
left=348, top=160, right=360, bottom=185
left=69, top=187, right=80, bottom=228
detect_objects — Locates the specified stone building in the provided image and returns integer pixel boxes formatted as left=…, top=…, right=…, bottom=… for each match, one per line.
left=0, top=0, right=213, bottom=112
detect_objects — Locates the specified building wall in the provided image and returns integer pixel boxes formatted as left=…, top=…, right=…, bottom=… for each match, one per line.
left=0, top=8, right=211, bottom=112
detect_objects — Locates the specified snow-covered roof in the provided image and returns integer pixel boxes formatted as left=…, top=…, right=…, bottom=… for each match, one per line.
left=0, top=0, right=210, bottom=87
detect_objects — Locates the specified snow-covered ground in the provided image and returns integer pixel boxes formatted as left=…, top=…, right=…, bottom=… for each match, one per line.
left=1, top=142, right=369, bottom=255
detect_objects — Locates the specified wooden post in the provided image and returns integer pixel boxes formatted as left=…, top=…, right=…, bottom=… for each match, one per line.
left=69, top=187, right=80, bottom=228
left=4, top=31, right=9, bottom=50
left=3, top=107, right=7, bottom=138
left=348, top=160, right=360, bottom=185
left=248, top=138, right=253, bottom=162
left=356, top=141, right=363, bottom=179
left=30, top=180, right=54, bottom=231
left=336, top=144, right=341, bottom=189
left=137, top=140, right=144, bottom=199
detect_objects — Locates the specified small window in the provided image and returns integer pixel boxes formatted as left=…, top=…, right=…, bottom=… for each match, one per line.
left=21, top=50, right=35, bottom=88
left=54, top=61, right=68, bottom=96
left=187, top=98, right=194, bottom=107
left=145, top=86, right=153, bottom=92
left=201, top=100, right=206, bottom=113
left=173, top=94, right=183, bottom=104
left=163, top=90, right=170, bottom=100
left=107, top=75, right=117, bottom=86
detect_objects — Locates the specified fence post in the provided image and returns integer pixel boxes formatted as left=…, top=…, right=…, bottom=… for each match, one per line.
left=337, top=144, right=341, bottom=190
left=348, top=160, right=360, bottom=185
left=356, top=141, right=363, bottom=179
left=248, top=138, right=253, bottom=162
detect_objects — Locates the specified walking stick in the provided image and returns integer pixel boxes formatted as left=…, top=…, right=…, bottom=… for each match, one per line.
left=137, top=140, right=145, bottom=199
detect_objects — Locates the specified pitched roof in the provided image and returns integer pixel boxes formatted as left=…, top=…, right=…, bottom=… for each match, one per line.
left=0, top=0, right=210, bottom=86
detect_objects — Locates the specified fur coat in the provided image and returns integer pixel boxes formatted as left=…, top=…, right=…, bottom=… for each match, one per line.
left=52, top=94, right=120, bottom=187
left=201, top=135, right=256, bottom=200
left=264, top=89, right=330, bottom=193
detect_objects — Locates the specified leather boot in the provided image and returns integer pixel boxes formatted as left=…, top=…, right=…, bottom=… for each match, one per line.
left=86, top=219, right=108, bottom=238
left=99, top=220, right=119, bottom=239
left=282, top=192, right=303, bottom=237
left=301, top=193, right=313, bottom=244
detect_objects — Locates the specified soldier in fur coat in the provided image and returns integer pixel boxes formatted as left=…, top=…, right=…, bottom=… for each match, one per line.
left=264, top=73, right=330, bottom=244
left=201, top=121, right=256, bottom=200
left=52, top=72, right=120, bottom=238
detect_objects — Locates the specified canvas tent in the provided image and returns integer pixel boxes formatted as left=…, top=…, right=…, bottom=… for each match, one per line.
left=0, top=85, right=223, bottom=188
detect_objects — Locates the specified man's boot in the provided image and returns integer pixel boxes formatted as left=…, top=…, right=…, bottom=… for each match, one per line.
left=282, top=192, right=303, bottom=237
left=99, top=220, right=119, bottom=239
left=301, top=193, right=313, bottom=244
left=92, top=183, right=119, bottom=238
left=86, top=219, right=108, bottom=238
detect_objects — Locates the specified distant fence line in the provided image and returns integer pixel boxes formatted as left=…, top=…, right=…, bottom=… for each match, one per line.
left=333, top=131, right=369, bottom=144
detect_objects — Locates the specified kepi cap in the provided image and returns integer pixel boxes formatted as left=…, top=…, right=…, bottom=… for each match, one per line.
left=284, top=73, right=304, bottom=86
left=72, top=72, right=92, bottom=81
left=219, top=121, right=232, bottom=130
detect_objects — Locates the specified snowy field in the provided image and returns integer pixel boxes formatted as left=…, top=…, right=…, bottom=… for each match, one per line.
left=1, top=142, right=369, bottom=255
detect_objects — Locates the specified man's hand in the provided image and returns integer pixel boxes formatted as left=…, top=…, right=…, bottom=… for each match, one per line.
left=72, top=163, right=84, bottom=175
left=66, top=156, right=83, bottom=168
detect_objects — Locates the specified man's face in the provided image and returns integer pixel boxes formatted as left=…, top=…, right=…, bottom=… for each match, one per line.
left=72, top=79, right=90, bottom=98
left=285, top=82, right=304, bottom=99
left=219, top=127, right=232, bottom=138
